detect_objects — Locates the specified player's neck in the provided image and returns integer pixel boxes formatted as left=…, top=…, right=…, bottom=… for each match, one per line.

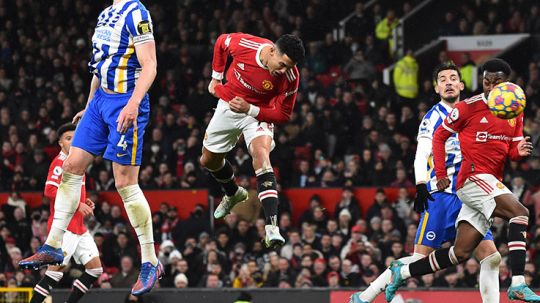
left=441, top=99, right=457, bottom=109
left=259, top=46, right=271, bottom=70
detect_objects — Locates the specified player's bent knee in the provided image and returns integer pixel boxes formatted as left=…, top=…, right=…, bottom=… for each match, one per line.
left=453, top=247, right=473, bottom=262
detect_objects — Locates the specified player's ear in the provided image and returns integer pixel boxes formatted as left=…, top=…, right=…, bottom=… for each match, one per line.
left=434, top=82, right=440, bottom=94
left=459, top=81, right=465, bottom=91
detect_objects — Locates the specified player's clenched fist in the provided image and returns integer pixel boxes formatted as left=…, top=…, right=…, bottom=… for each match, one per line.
left=116, top=101, right=139, bottom=133
left=436, top=177, right=451, bottom=191
left=229, top=96, right=250, bottom=113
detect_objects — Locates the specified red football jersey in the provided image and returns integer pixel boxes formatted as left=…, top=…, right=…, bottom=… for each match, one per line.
left=44, top=152, right=87, bottom=235
left=433, top=93, right=524, bottom=189
left=212, top=32, right=299, bottom=124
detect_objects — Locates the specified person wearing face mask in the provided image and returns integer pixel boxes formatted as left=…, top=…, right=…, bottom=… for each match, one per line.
left=201, top=33, right=305, bottom=250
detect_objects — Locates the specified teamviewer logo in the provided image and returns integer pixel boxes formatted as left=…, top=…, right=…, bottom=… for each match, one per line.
left=476, top=131, right=487, bottom=142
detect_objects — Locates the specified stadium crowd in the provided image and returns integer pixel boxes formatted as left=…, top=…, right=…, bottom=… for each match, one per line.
left=0, top=0, right=540, bottom=292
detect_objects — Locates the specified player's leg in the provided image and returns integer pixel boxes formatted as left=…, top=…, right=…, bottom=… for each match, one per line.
left=113, top=163, right=156, bottom=266
left=30, top=230, right=80, bottom=303
left=65, top=257, right=102, bottom=303
left=20, top=93, right=106, bottom=269
left=385, top=218, right=484, bottom=301
left=475, top=237, right=501, bottom=303
left=66, top=232, right=103, bottom=303
left=468, top=174, right=538, bottom=300
left=243, top=120, right=284, bottom=248
left=104, top=94, right=162, bottom=296
left=200, top=100, right=246, bottom=219
left=354, top=192, right=449, bottom=303
left=29, top=265, right=64, bottom=303
left=491, top=193, right=540, bottom=300
left=46, top=147, right=94, bottom=247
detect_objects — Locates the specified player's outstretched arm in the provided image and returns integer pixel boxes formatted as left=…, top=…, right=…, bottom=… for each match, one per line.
left=117, top=41, right=157, bottom=133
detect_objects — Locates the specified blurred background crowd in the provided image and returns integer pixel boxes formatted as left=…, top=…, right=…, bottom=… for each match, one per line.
left=0, top=0, right=539, bottom=291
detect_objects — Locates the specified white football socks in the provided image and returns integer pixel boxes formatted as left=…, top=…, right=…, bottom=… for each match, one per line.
left=118, top=184, right=158, bottom=266
left=479, top=252, right=501, bottom=303
left=359, top=253, right=424, bottom=302
left=46, top=172, right=83, bottom=248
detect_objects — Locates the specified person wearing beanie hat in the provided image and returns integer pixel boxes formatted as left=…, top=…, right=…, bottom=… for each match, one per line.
left=174, top=273, right=188, bottom=288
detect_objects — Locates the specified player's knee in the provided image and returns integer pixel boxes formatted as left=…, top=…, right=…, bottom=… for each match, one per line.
left=115, top=179, right=134, bottom=190
left=480, top=252, right=501, bottom=270
left=62, top=158, right=86, bottom=175
left=453, top=247, right=473, bottom=262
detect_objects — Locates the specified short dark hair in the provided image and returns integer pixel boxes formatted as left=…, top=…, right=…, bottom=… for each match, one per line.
left=481, top=58, right=512, bottom=76
left=57, top=123, right=76, bottom=139
left=275, top=34, right=305, bottom=64
left=432, top=61, right=461, bottom=82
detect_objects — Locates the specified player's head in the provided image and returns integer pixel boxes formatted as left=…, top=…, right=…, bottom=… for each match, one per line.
left=269, top=34, right=305, bottom=76
left=481, top=58, right=512, bottom=97
left=57, top=123, right=76, bottom=154
left=432, top=61, right=464, bottom=104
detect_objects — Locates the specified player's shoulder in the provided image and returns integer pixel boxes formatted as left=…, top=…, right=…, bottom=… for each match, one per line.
left=460, top=94, right=485, bottom=107
left=422, top=103, right=446, bottom=122
left=50, top=152, right=66, bottom=167
left=234, top=32, right=272, bottom=45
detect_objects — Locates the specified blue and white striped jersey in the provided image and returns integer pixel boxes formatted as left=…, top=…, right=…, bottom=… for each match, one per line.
left=417, top=101, right=462, bottom=194
left=89, top=0, right=154, bottom=93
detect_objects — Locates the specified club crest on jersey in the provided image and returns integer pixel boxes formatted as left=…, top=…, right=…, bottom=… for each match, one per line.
left=496, top=182, right=505, bottom=189
left=447, top=108, right=459, bottom=124
left=262, top=80, right=273, bottom=90
left=508, top=118, right=516, bottom=127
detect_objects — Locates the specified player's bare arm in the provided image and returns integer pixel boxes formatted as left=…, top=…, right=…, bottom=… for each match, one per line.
left=117, top=41, right=157, bottom=133
left=208, top=78, right=220, bottom=97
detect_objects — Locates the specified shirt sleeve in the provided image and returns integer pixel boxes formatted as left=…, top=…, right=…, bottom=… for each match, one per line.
left=44, top=162, right=62, bottom=199
left=414, top=137, right=432, bottom=184
left=125, top=7, right=154, bottom=46
left=212, top=33, right=239, bottom=80
left=432, top=125, right=454, bottom=180
left=509, top=114, right=525, bottom=161
left=255, top=69, right=299, bottom=124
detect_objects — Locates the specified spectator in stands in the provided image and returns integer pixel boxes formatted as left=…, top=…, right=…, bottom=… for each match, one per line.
left=334, top=186, right=361, bottom=224
left=110, top=256, right=139, bottom=288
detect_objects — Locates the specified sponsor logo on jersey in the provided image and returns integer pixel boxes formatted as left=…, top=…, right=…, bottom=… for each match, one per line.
left=262, top=80, right=273, bottom=90
left=480, top=117, right=488, bottom=123
left=476, top=131, right=511, bottom=142
left=476, top=132, right=487, bottom=142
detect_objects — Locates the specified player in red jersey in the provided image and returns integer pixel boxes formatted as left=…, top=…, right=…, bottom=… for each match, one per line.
left=200, top=33, right=304, bottom=248
left=30, top=124, right=103, bottom=303
left=385, top=58, right=539, bottom=302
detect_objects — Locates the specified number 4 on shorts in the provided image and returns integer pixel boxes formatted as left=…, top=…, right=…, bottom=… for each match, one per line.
left=117, top=135, right=128, bottom=151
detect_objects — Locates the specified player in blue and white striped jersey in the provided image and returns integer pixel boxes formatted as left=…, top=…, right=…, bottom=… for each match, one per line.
left=20, top=0, right=161, bottom=296
left=350, top=63, right=500, bottom=303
